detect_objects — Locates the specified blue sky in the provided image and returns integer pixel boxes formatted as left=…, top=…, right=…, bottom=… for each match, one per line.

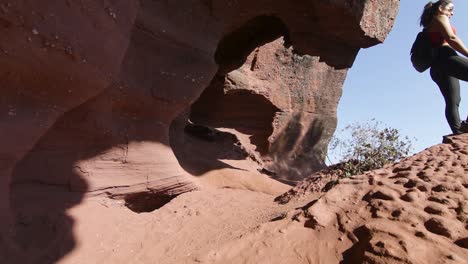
left=335, top=0, right=468, bottom=156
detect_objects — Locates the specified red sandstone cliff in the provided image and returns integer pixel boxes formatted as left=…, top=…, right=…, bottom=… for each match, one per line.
left=0, top=1, right=399, bottom=262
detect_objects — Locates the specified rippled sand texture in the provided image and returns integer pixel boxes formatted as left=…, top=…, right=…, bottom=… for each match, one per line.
left=199, top=134, right=468, bottom=264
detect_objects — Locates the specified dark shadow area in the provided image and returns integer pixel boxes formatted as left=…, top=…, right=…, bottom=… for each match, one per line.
left=184, top=123, right=217, bottom=142
left=304, top=217, right=320, bottom=229
left=269, top=112, right=304, bottom=158
left=455, top=237, right=468, bottom=249
left=215, top=15, right=290, bottom=74
left=170, top=113, right=250, bottom=176
left=124, top=192, right=178, bottom=213
left=9, top=188, right=85, bottom=264
left=191, top=16, right=288, bottom=156
left=171, top=15, right=296, bottom=180
left=7, top=88, right=144, bottom=263
left=267, top=112, right=329, bottom=184
left=299, top=198, right=320, bottom=211
left=340, top=225, right=372, bottom=264
left=269, top=212, right=288, bottom=222
left=9, top=106, right=93, bottom=264
left=8, top=88, right=179, bottom=263
left=189, top=75, right=280, bottom=155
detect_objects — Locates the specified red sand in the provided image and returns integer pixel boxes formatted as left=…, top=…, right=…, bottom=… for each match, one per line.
left=6, top=133, right=464, bottom=264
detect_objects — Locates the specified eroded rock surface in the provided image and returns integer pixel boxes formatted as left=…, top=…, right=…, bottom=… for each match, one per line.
left=190, top=37, right=347, bottom=183
left=0, top=1, right=398, bottom=261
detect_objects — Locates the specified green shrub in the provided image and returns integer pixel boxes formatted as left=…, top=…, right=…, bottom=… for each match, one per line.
left=328, top=120, right=414, bottom=177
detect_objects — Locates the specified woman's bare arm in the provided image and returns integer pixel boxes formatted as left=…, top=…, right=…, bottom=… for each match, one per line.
left=435, top=15, right=468, bottom=57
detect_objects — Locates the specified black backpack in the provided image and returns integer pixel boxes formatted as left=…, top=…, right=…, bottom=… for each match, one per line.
left=410, top=30, right=436, bottom=73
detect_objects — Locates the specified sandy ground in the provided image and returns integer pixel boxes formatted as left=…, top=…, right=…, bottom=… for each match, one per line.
left=5, top=133, right=468, bottom=264
left=56, top=188, right=306, bottom=264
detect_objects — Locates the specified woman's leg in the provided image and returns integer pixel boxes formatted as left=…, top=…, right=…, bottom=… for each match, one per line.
left=440, top=76, right=461, bottom=133
left=446, top=55, right=468, bottom=81
left=431, top=66, right=462, bottom=134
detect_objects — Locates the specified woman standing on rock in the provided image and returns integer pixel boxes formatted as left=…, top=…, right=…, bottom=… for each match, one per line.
left=421, top=0, right=468, bottom=134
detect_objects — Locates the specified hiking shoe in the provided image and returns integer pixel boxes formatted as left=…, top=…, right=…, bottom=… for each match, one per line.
left=461, top=121, right=468, bottom=133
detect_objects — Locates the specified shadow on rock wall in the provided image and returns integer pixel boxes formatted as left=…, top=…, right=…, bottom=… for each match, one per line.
left=215, top=15, right=290, bottom=74
left=170, top=16, right=289, bottom=176
left=170, top=112, right=251, bottom=177
left=188, top=74, right=281, bottom=155
left=7, top=87, right=184, bottom=262
left=267, top=112, right=329, bottom=184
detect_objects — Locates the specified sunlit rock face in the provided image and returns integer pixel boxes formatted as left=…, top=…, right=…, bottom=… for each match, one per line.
left=0, top=0, right=398, bottom=260
left=190, top=37, right=348, bottom=183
